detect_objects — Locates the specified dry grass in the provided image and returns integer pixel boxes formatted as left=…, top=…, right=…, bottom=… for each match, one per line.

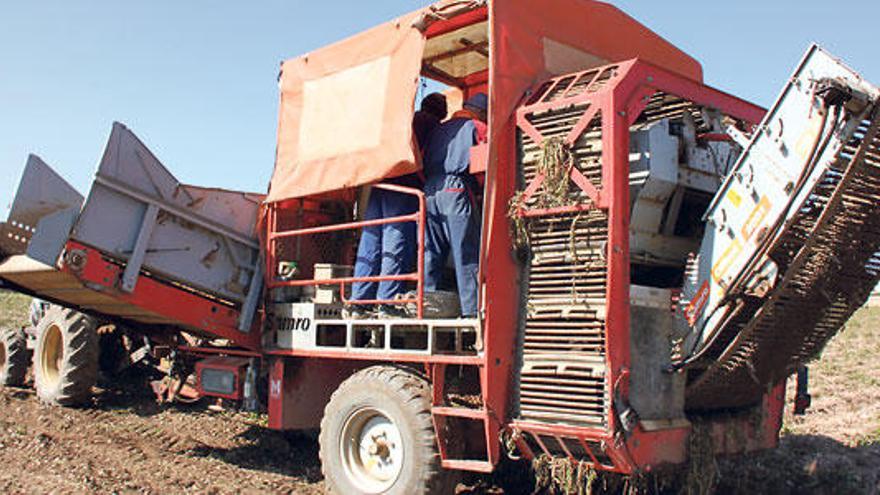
left=786, top=306, right=880, bottom=444
left=0, top=290, right=30, bottom=329
left=717, top=306, right=880, bottom=494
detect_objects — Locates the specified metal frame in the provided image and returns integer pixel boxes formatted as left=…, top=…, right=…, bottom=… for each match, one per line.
left=497, top=59, right=765, bottom=472
left=270, top=316, right=479, bottom=356
left=265, top=183, right=428, bottom=318
left=258, top=42, right=771, bottom=478
left=60, top=56, right=767, bottom=476
left=61, top=240, right=261, bottom=350
left=0, top=0, right=804, bottom=479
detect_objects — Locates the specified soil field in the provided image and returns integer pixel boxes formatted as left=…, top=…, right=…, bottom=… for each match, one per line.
left=0, top=290, right=877, bottom=494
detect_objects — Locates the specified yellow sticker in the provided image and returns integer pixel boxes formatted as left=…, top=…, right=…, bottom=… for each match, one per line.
left=726, top=188, right=743, bottom=208
left=742, top=196, right=772, bottom=241
left=712, top=239, right=743, bottom=284
left=794, top=115, right=824, bottom=161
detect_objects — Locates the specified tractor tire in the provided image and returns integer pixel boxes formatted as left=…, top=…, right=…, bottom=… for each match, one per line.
left=33, top=306, right=98, bottom=406
left=319, top=365, right=453, bottom=495
left=0, top=327, right=29, bottom=387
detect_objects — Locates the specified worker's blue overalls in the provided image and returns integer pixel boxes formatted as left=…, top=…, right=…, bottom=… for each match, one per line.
left=350, top=175, right=419, bottom=302
left=422, top=113, right=483, bottom=317
left=350, top=111, right=439, bottom=303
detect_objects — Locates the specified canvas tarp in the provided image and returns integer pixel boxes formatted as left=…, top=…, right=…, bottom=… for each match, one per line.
left=267, top=9, right=427, bottom=203
left=267, top=0, right=703, bottom=204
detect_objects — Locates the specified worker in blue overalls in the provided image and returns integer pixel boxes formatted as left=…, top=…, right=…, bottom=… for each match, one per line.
left=422, top=93, right=488, bottom=318
left=347, top=93, right=448, bottom=319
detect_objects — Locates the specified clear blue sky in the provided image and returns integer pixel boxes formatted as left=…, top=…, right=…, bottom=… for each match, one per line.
left=2, top=1, right=879, bottom=212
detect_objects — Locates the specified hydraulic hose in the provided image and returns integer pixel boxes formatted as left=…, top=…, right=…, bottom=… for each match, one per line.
left=674, top=95, right=843, bottom=370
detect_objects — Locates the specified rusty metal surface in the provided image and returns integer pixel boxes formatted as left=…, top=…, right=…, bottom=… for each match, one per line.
left=515, top=103, right=609, bottom=427
left=686, top=114, right=880, bottom=410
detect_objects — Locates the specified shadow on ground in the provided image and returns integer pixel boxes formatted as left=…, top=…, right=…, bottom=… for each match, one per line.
left=717, top=434, right=880, bottom=495
left=188, top=425, right=324, bottom=483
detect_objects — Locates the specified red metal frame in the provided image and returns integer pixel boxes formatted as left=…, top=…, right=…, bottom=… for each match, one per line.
left=177, top=346, right=262, bottom=358
left=421, top=6, right=489, bottom=90
left=509, top=420, right=632, bottom=473
left=497, top=60, right=766, bottom=473
left=9, top=2, right=792, bottom=479
left=265, top=183, right=427, bottom=318
left=61, top=240, right=261, bottom=350
left=708, top=381, right=786, bottom=455
left=259, top=54, right=770, bottom=476
left=424, top=5, right=487, bottom=38
left=265, top=348, right=481, bottom=366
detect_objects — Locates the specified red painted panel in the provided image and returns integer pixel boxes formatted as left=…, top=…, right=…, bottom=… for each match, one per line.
left=63, top=241, right=261, bottom=350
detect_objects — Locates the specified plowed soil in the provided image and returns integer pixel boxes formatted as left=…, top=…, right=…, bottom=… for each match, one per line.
left=0, top=290, right=878, bottom=494
left=0, top=387, right=322, bottom=494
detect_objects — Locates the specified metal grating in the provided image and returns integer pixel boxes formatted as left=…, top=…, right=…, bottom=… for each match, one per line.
left=526, top=66, right=620, bottom=106
left=513, top=92, right=727, bottom=426
left=515, top=105, right=609, bottom=427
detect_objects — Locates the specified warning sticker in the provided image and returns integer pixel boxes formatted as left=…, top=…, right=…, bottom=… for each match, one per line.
left=684, top=280, right=710, bottom=326
left=726, top=188, right=743, bottom=209
left=712, top=239, right=743, bottom=284
left=741, top=196, right=772, bottom=241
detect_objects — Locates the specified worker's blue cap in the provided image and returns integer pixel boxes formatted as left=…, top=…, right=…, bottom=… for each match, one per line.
left=464, top=93, right=488, bottom=112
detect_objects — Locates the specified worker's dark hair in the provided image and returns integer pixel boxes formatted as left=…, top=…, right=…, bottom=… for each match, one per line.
left=421, top=92, right=448, bottom=120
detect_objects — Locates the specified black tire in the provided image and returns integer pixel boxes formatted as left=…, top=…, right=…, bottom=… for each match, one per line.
left=33, top=306, right=98, bottom=406
left=319, top=365, right=452, bottom=494
left=0, top=327, right=29, bottom=387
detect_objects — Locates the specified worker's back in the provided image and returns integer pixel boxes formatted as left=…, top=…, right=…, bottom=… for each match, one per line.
left=423, top=117, right=485, bottom=179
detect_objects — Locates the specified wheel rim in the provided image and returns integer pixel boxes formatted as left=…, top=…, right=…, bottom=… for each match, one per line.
left=40, top=323, right=64, bottom=387
left=340, top=407, right=405, bottom=493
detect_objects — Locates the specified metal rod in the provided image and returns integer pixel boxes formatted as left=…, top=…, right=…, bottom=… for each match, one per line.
left=270, top=212, right=419, bottom=240
left=266, top=184, right=428, bottom=316
left=121, top=203, right=159, bottom=293
left=274, top=273, right=418, bottom=287
left=177, top=346, right=263, bottom=358
left=416, top=190, right=426, bottom=318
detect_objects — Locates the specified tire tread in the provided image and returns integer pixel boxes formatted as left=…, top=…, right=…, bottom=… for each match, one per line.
left=34, top=306, right=98, bottom=406
left=0, top=327, right=29, bottom=386
left=319, top=365, right=452, bottom=494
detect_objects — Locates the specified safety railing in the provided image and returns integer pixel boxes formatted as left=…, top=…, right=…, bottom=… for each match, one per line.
left=265, top=183, right=426, bottom=319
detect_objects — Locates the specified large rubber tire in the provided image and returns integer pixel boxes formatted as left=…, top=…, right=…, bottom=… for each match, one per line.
left=33, top=306, right=98, bottom=406
left=319, top=365, right=452, bottom=494
left=0, top=327, right=29, bottom=387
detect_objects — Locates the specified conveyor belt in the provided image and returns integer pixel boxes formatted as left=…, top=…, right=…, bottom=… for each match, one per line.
left=686, top=115, right=880, bottom=410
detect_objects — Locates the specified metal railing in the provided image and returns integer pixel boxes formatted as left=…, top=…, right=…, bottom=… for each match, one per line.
left=266, top=183, right=426, bottom=318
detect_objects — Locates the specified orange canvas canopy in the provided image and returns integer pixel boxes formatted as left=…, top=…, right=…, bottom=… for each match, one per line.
left=267, top=7, right=426, bottom=203
left=267, top=0, right=703, bottom=204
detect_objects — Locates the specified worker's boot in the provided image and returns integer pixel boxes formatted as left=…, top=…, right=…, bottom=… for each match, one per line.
left=377, top=304, right=408, bottom=319
left=342, top=305, right=373, bottom=320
